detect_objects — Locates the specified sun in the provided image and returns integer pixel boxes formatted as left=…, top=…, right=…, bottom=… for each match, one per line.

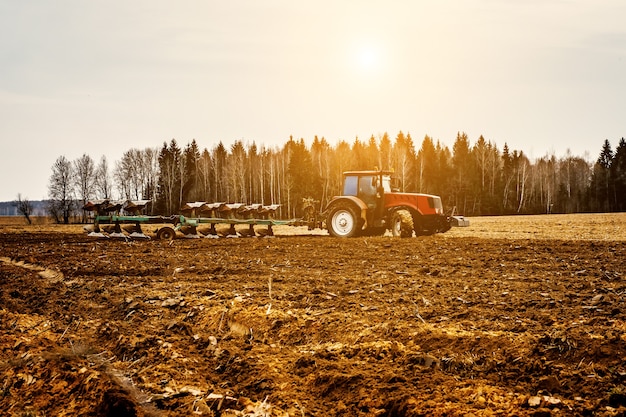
left=358, top=45, right=378, bottom=70
left=341, top=37, right=390, bottom=86
left=353, top=43, right=383, bottom=75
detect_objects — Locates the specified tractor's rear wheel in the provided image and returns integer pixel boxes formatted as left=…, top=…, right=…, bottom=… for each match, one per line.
left=156, top=227, right=176, bottom=241
left=391, top=209, right=414, bottom=238
left=327, top=202, right=360, bottom=238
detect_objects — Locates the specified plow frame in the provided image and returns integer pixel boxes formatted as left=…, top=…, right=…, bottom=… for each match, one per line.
left=92, top=214, right=308, bottom=240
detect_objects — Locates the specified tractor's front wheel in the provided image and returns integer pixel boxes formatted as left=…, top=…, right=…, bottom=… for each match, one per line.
left=327, top=203, right=360, bottom=238
left=391, top=209, right=414, bottom=238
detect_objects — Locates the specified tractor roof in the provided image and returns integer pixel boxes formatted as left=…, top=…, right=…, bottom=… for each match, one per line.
left=343, top=170, right=394, bottom=176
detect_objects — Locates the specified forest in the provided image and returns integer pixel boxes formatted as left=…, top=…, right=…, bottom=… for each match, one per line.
left=47, top=132, right=626, bottom=222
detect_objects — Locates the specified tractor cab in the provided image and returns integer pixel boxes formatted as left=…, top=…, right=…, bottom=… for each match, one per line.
left=341, top=170, right=398, bottom=204
left=339, top=170, right=398, bottom=229
left=343, top=172, right=377, bottom=210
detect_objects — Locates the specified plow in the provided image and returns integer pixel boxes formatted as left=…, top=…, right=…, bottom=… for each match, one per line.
left=83, top=200, right=310, bottom=240
left=84, top=169, right=469, bottom=240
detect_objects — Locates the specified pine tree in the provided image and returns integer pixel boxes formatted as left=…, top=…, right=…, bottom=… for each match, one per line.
left=501, top=143, right=514, bottom=213
left=247, top=142, right=259, bottom=203
left=198, top=148, right=212, bottom=202
left=182, top=140, right=201, bottom=202
left=435, top=141, right=453, bottom=210
left=351, top=138, right=367, bottom=170
left=287, top=138, right=314, bottom=217
left=228, top=141, right=247, bottom=203
left=610, top=138, right=626, bottom=211
left=452, top=132, right=471, bottom=214
left=365, top=135, right=379, bottom=170
left=416, top=135, right=437, bottom=193
left=592, top=140, right=614, bottom=211
left=485, top=142, right=501, bottom=214
left=310, top=136, right=329, bottom=206
left=157, top=140, right=182, bottom=214
left=211, top=142, right=228, bottom=202
left=378, top=133, right=392, bottom=170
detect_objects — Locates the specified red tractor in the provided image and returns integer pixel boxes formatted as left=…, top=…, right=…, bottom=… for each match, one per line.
left=324, top=170, right=452, bottom=238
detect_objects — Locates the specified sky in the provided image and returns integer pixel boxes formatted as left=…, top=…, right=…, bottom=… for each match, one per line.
left=1, top=0, right=625, bottom=201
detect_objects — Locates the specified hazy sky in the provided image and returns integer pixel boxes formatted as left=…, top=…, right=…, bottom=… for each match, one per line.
left=1, top=1, right=625, bottom=201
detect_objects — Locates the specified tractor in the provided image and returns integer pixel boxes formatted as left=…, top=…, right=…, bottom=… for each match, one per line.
left=324, top=170, right=452, bottom=238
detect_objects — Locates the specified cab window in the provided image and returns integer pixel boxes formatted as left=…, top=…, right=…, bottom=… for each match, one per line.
left=381, top=176, right=392, bottom=193
left=358, top=176, right=376, bottom=198
left=343, top=176, right=358, bottom=196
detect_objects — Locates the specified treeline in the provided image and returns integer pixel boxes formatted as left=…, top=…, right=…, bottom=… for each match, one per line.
left=0, top=200, right=47, bottom=217
left=47, top=132, right=626, bottom=222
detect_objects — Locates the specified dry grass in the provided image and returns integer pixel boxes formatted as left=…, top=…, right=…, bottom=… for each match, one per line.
left=0, top=216, right=83, bottom=234
left=0, top=216, right=54, bottom=226
left=447, top=212, right=626, bottom=241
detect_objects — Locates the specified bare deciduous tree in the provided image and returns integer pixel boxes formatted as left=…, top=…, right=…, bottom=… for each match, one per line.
left=142, top=148, right=160, bottom=212
left=48, top=155, right=75, bottom=224
left=14, top=194, right=33, bottom=224
left=95, top=155, right=112, bottom=199
left=112, top=148, right=159, bottom=213
left=73, top=153, right=96, bottom=222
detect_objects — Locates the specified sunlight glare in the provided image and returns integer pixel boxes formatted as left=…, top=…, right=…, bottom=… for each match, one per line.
left=358, top=46, right=377, bottom=69
left=355, top=43, right=382, bottom=76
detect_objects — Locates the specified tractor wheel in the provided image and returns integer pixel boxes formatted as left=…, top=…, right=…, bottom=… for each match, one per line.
left=391, top=209, right=414, bottom=238
left=327, top=202, right=360, bottom=238
left=156, top=227, right=176, bottom=241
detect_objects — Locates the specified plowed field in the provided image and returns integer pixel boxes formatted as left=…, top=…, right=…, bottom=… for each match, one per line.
left=1, top=214, right=625, bottom=416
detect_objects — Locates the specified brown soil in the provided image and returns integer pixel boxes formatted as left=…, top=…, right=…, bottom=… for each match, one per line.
left=1, top=214, right=625, bottom=416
